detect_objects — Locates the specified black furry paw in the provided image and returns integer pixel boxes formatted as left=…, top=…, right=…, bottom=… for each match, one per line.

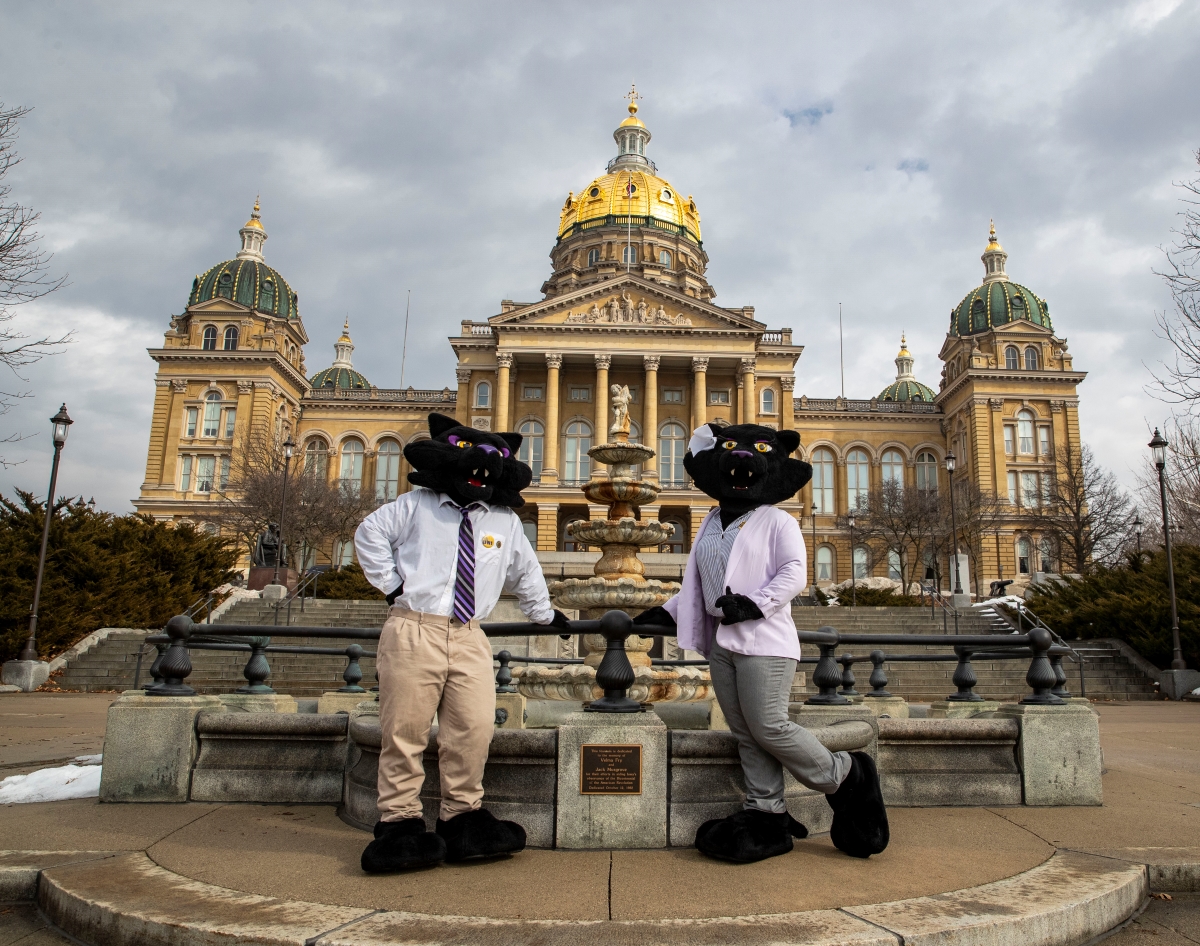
left=694, top=809, right=799, bottom=863
left=549, top=609, right=572, bottom=631
left=632, top=605, right=676, bottom=627
left=361, top=817, right=446, bottom=873
left=714, top=587, right=765, bottom=625
left=436, top=807, right=527, bottom=862
left=826, top=751, right=890, bottom=858
left=385, top=583, right=404, bottom=606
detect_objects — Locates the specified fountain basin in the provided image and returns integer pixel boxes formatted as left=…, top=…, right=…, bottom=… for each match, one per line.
left=514, top=663, right=711, bottom=703
left=549, top=576, right=680, bottom=611
left=567, top=518, right=675, bottom=548
left=582, top=479, right=662, bottom=508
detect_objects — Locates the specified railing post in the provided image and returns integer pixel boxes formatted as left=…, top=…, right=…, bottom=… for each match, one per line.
left=586, top=610, right=641, bottom=713
left=235, top=636, right=275, bottom=694
left=337, top=644, right=366, bottom=693
left=1020, top=628, right=1064, bottom=705
left=865, top=649, right=892, bottom=698
left=495, top=650, right=516, bottom=694
left=947, top=645, right=983, bottom=702
left=806, top=630, right=849, bottom=705
left=1049, top=650, right=1071, bottom=700
left=149, top=615, right=196, bottom=697
left=837, top=653, right=859, bottom=697
left=147, top=640, right=169, bottom=691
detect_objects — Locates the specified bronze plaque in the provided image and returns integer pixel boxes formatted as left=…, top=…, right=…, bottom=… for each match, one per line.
left=580, top=744, right=642, bottom=795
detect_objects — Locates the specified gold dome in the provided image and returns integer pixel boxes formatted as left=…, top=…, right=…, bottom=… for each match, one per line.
left=985, top=218, right=1002, bottom=252
left=896, top=333, right=911, bottom=358
left=337, top=318, right=352, bottom=344
left=243, top=197, right=264, bottom=231
left=558, top=170, right=701, bottom=241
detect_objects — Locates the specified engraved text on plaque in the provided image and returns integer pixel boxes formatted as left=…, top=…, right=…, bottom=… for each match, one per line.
left=580, top=744, right=642, bottom=795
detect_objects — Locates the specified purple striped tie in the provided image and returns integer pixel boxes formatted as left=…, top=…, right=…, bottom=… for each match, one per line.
left=452, top=504, right=481, bottom=624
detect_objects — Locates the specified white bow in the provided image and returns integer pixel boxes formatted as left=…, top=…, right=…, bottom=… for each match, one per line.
left=688, top=424, right=719, bottom=456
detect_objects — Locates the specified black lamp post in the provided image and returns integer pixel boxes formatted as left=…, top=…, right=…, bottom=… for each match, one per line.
left=272, top=437, right=296, bottom=587
left=19, top=404, right=73, bottom=662
left=1149, top=429, right=1185, bottom=670
left=1134, top=514, right=1144, bottom=556
left=945, top=450, right=961, bottom=634
left=847, top=511, right=857, bottom=607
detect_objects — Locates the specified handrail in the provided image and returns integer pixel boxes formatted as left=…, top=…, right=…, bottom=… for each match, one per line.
left=996, top=600, right=1086, bottom=697
left=271, top=569, right=323, bottom=626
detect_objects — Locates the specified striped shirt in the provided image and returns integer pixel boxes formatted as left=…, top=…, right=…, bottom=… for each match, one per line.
left=696, top=510, right=754, bottom=616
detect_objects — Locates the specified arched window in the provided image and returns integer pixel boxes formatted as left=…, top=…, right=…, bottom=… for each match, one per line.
left=915, top=451, right=938, bottom=492
left=882, top=449, right=904, bottom=486
left=223, top=326, right=239, bottom=350
left=847, top=448, right=870, bottom=510
left=587, top=248, right=600, bottom=266
left=375, top=440, right=401, bottom=502
left=622, top=245, right=638, bottom=265
left=1024, top=347, right=1039, bottom=370
left=1017, top=537, right=1031, bottom=575
left=521, top=519, right=538, bottom=547
left=339, top=440, right=364, bottom=495
left=1039, top=537, right=1054, bottom=573
left=1017, top=410, right=1035, bottom=454
left=816, top=545, right=835, bottom=581
left=201, top=392, right=221, bottom=437
left=475, top=381, right=491, bottom=409
left=760, top=388, right=776, bottom=415
left=1005, top=346, right=1019, bottom=369
left=659, top=249, right=671, bottom=267
left=201, top=326, right=218, bottom=350
left=518, top=419, right=544, bottom=478
left=563, top=420, right=592, bottom=483
left=811, top=448, right=835, bottom=514
left=562, top=515, right=588, bottom=552
left=660, top=519, right=686, bottom=554
left=304, top=439, right=328, bottom=478
left=853, top=546, right=869, bottom=579
left=658, top=422, right=687, bottom=487
left=887, top=549, right=902, bottom=581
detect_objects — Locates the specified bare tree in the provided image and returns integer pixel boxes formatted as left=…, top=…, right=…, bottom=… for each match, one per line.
left=1040, top=442, right=1134, bottom=573
left=842, top=480, right=942, bottom=594
left=1152, top=149, right=1200, bottom=409
left=948, top=482, right=1007, bottom=598
left=1134, top=416, right=1200, bottom=549
left=0, top=104, right=70, bottom=464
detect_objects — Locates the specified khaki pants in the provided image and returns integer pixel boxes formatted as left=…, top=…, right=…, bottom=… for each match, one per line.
left=376, top=607, right=496, bottom=823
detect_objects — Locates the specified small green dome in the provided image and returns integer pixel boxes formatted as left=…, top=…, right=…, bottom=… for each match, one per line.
left=309, top=365, right=370, bottom=390
left=879, top=378, right=936, bottom=402
left=189, top=258, right=298, bottom=319
left=949, top=279, right=1050, bottom=337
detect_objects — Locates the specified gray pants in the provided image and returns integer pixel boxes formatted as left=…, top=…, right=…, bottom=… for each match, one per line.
left=710, top=642, right=851, bottom=813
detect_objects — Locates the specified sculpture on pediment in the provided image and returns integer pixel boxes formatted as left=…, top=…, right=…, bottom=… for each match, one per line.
left=637, top=299, right=649, bottom=322
left=610, top=383, right=632, bottom=436
left=620, top=290, right=635, bottom=322
left=607, top=297, right=622, bottom=321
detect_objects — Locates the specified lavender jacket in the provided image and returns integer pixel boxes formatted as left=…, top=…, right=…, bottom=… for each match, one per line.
left=663, top=505, right=807, bottom=660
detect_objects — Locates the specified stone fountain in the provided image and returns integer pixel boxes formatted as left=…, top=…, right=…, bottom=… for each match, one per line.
left=515, top=385, right=711, bottom=706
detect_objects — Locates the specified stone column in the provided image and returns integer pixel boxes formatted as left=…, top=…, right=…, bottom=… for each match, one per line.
left=594, top=354, right=611, bottom=446
left=692, top=357, right=709, bottom=429
left=144, top=379, right=173, bottom=487
left=455, top=368, right=471, bottom=425
left=643, top=355, right=660, bottom=479
left=781, top=376, right=795, bottom=432
left=536, top=502, right=559, bottom=552
left=741, top=358, right=757, bottom=424
left=543, top=353, right=562, bottom=485
left=495, top=352, right=513, bottom=431
left=989, top=398, right=1008, bottom=499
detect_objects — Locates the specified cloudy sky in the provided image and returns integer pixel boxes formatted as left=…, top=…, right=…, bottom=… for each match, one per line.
left=1, top=0, right=1198, bottom=510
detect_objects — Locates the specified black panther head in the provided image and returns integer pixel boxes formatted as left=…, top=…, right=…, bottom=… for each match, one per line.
left=404, top=412, right=533, bottom=509
left=683, top=423, right=812, bottom=512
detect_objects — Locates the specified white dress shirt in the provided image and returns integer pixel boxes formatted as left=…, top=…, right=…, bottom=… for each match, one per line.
left=354, top=487, right=554, bottom=624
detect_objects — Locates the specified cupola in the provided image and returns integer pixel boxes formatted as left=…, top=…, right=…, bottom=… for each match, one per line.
left=948, top=223, right=1051, bottom=337
left=878, top=334, right=937, bottom=402
left=309, top=320, right=370, bottom=391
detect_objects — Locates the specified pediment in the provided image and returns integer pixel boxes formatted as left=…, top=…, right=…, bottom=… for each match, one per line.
left=187, top=297, right=251, bottom=315
left=490, top=276, right=760, bottom=332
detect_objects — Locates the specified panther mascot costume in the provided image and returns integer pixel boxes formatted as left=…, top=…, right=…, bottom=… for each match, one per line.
left=355, top=412, right=568, bottom=873
left=634, top=422, right=889, bottom=863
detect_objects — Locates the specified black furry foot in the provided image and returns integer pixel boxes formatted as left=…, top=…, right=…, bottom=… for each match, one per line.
left=361, top=817, right=446, bottom=873
left=436, top=807, right=527, bottom=862
left=694, top=809, right=807, bottom=864
left=826, top=751, right=890, bottom=858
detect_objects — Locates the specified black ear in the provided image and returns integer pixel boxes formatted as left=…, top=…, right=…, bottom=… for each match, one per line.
left=777, top=430, right=801, bottom=456
left=498, top=431, right=523, bottom=453
left=428, top=412, right=459, bottom=438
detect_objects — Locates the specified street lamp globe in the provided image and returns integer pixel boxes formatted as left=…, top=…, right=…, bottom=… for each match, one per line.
left=50, top=404, right=73, bottom=446
left=283, top=437, right=295, bottom=459
left=847, top=512, right=856, bottom=530
left=1134, top=515, right=1144, bottom=537
left=1149, top=428, right=1168, bottom=470
left=945, top=451, right=956, bottom=473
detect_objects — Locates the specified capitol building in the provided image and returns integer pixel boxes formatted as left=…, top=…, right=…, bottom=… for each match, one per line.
left=133, top=97, right=1086, bottom=593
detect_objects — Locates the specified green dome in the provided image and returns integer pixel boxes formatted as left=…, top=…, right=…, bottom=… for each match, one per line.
left=189, top=258, right=298, bottom=319
left=309, top=365, right=370, bottom=391
left=950, top=279, right=1050, bottom=337
left=879, top=378, right=936, bottom=402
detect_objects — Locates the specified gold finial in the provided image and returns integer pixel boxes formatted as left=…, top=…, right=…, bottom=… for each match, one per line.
left=986, top=218, right=1002, bottom=251
left=253, top=195, right=260, bottom=214
left=625, top=82, right=641, bottom=116
left=338, top=318, right=352, bottom=343
left=243, top=195, right=264, bottom=230
left=898, top=333, right=910, bottom=357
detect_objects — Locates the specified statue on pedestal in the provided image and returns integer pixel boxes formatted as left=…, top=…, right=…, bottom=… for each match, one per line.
left=610, top=384, right=632, bottom=437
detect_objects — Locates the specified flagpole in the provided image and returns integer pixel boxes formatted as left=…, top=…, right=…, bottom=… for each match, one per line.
left=400, top=289, right=411, bottom=388
left=839, top=302, right=845, bottom=398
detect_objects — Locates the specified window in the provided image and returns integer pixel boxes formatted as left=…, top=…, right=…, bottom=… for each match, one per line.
left=658, top=422, right=686, bottom=487
left=1007, top=471, right=1017, bottom=504
left=1004, top=426, right=1015, bottom=455
left=179, top=456, right=192, bottom=491
left=662, top=388, right=683, bottom=404
left=882, top=449, right=904, bottom=486
left=223, top=326, right=239, bottom=350
left=760, top=388, right=776, bottom=414
left=219, top=457, right=230, bottom=491
left=1024, top=347, right=1039, bottom=370
left=1017, top=410, right=1034, bottom=454
left=1039, top=538, right=1054, bottom=573
left=587, top=248, right=600, bottom=266
left=523, top=386, right=543, bottom=401
left=811, top=448, right=835, bottom=514
left=569, top=386, right=590, bottom=402
left=1021, top=471, right=1039, bottom=507
left=816, top=545, right=834, bottom=581
left=915, top=451, right=938, bottom=492
left=853, top=546, right=869, bottom=579
left=660, top=519, right=686, bottom=554
left=622, top=244, right=637, bottom=265
left=305, top=440, right=328, bottom=478
left=709, top=389, right=730, bottom=405
left=196, top=456, right=215, bottom=493
left=1038, top=426, right=1050, bottom=457
left=562, top=516, right=588, bottom=552
left=847, top=448, right=870, bottom=510
left=185, top=408, right=198, bottom=438
left=202, top=393, right=221, bottom=438
left=518, top=420, right=544, bottom=478
left=1017, top=538, right=1031, bottom=575
left=521, top=519, right=538, bottom=547
left=887, top=549, right=902, bottom=581
left=201, top=326, right=218, bottom=350
left=1005, top=346, right=1019, bottom=370
left=376, top=440, right=401, bottom=502
left=339, top=440, right=364, bottom=494
left=475, top=382, right=491, bottom=409
left=223, top=409, right=236, bottom=439
left=335, top=540, right=354, bottom=568
left=659, top=249, right=671, bottom=267
left=563, top=420, right=592, bottom=483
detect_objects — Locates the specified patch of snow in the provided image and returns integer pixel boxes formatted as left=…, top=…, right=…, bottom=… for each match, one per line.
left=1192, top=687, right=1200, bottom=697
left=0, top=762, right=102, bottom=804
left=74, top=754, right=103, bottom=765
